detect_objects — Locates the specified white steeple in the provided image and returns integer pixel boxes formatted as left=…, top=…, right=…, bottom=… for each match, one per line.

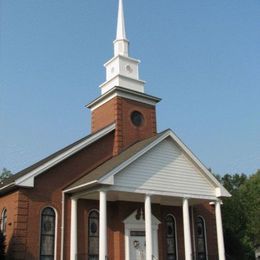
left=99, top=0, right=145, bottom=95
left=114, top=0, right=129, bottom=56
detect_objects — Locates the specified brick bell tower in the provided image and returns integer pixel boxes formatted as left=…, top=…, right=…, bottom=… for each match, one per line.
left=86, top=0, right=161, bottom=155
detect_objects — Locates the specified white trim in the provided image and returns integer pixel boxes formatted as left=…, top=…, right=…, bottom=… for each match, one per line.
left=123, top=209, right=160, bottom=260
left=39, top=206, right=58, bottom=260
left=0, top=183, right=15, bottom=192
left=215, top=200, right=226, bottom=260
left=104, top=54, right=141, bottom=67
left=89, top=87, right=157, bottom=112
left=60, top=192, right=65, bottom=260
left=183, top=198, right=192, bottom=260
left=165, top=214, right=179, bottom=260
left=99, top=191, right=107, bottom=260
left=70, top=198, right=78, bottom=260
left=99, top=74, right=146, bottom=89
left=99, top=130, right=230, bottom=198
left=63, top=181, right=98, bottom=193
left=14, top=124, right=115, bottom=188
left=105, top=185, right=218, bottom=201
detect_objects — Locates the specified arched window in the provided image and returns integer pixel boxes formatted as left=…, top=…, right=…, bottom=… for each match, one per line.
left=196, top=216, right=207, bottom=260
left=165, top=215, right=177, bottom=260
left=40, top=207, right=56, bottom=260
left=1, top=208, right=7, bottom=236
left=88, top=210, right=99, bottom=260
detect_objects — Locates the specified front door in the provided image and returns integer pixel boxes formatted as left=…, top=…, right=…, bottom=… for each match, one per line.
left=129, top=231, right=146, bottom=260
left=124, top=209, right=160, bottom=260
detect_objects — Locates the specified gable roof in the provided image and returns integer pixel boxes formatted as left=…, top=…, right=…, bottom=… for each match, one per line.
left=65, top=129, right=231, bottom=198
left=65, top=130, right=168, bottom=192
left=0, top=123, right=116, bottom=193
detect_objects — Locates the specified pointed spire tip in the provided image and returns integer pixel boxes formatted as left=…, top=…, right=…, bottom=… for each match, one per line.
left=116, top=0, right=127, bottom=40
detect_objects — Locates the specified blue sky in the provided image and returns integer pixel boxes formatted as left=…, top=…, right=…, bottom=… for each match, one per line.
left=0, top=0, right=259, bottom=175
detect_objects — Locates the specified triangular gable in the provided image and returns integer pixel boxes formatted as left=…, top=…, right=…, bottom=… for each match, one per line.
left=114, top=138, right=216, bottom=198
left=99, top=130, right=230, bottom=198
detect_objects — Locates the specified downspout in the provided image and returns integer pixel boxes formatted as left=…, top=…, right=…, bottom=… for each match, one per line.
left=61, top=191, right=65, bottom=260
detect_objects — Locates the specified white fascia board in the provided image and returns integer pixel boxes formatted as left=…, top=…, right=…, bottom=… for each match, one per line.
left=89, top=90, right=157, bottom=112
left=63, top=180, right=99, bottom=193
left=99, top=74, right=146, bottom=89
left=99, top=129, right=230, bottom=198
left=15, top=124, right=116, bottom=188
left=99, top=130, right=172, bottom=184
left=166, top=131, right=231, bottom=197
left=109, top=185, right=217, bottom=201
left=0, top=182, right=15, bottom=192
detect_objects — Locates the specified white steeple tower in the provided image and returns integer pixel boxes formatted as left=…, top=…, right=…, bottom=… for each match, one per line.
left=114, top=0, right=129, bottom=57
left=99, top=0, right=145, bottom=94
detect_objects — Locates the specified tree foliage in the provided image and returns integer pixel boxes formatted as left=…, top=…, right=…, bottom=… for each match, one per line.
left=218, top=170, right=260, bottom=259
left=0, top=168, right=12, bottom=182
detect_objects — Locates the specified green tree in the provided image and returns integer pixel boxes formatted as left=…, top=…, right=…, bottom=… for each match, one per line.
left=0, top=168, right=12, bottom=182
left=219, top=170, right=260, bottom=259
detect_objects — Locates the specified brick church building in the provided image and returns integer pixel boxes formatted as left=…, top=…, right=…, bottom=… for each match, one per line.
left=0, top=1, right=230, bottom=259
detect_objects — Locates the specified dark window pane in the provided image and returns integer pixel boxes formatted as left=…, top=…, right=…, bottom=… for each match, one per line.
left=166, top=215, right=177, bottom=259
left=196, top=217, right=207, bottom=259
left=88, top=210, right=99, bottom=258
left=1, top=209, right=7, bottom=236
left=40, top=207, right=55, bottom=259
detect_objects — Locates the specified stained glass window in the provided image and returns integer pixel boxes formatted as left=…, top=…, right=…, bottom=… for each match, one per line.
left=1, top=208, right=7, bottom=236
left=166, top=215, right=177, bottom=260
left=88, top=210, right=99, bottom=260
left=40, top=207, right=56, bottom=260
left=196, top=217, right=207, bottom=260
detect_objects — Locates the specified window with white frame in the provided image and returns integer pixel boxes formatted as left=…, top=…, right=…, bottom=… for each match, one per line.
left=40, top=207, right=56, bottom=260
left=166, top=214, right=177, bottom=260
left=88, top=210, right=99, bottom=260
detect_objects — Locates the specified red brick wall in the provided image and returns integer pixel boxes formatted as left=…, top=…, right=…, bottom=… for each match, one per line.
left=0, top=132, right=115, bottom=259
left=91, top=96, right=157, bottom=155
left=193, top=202, right=218, bottom=258
left=0, top=191, right=18, bottom=257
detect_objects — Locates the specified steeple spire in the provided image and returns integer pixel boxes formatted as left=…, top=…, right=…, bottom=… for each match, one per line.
left=114, top=0, right=129, bottom=57
left=99, top=0, right=145, bottom=94
left=116, top=0, right=127, bottom=40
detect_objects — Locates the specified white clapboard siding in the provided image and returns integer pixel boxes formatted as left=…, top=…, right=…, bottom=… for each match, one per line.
left=114, top=138, right=215, bottom=197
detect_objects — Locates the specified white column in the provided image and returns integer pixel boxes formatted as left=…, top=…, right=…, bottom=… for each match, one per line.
left=70, top=197, right=78, bottom=260
left=183, top=198, right=192, bottom=260
left=145, top=194, right=153, bottom=260
left=99, top=190, right=107, bottom=260
left=215, top=200, right=226, bottom=260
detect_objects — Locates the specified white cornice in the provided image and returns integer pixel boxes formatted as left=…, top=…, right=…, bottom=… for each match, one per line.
left=87, top=86, right=161, bottom=111
left=104, top=55, right=140, bottom=67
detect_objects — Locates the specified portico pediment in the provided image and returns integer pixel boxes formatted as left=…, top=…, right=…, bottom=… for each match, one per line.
left=123, top=209, right=160, bottom=226
left=98, top=130, right=230, bottom=199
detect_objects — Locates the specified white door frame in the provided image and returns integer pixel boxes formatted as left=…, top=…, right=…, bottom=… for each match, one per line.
left=123, top=209, right=160, bottom=260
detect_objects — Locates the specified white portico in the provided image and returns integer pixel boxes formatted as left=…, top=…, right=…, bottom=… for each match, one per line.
left=65, top=130, right=230, bottom=260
